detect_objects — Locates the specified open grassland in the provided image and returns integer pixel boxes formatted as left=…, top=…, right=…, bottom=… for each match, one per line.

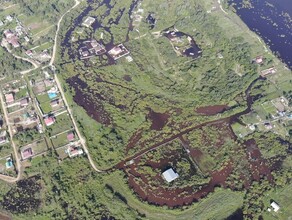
left=262, top=184, right=292, bottom=220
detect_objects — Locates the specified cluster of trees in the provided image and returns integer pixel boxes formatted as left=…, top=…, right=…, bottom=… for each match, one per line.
left=14, top=128, right=42, bottom=146
left=12, top=0, right=74, bottom=23
left=0, top=47, right=32, bottom=78
left=0, top=153, right=142, bottom=219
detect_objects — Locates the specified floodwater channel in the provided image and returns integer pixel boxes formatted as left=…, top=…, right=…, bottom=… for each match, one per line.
left=61, top=0, right=285, bottom=209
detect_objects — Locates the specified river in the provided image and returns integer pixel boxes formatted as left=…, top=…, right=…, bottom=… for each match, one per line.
left=229, top=0, right=292, bottom=69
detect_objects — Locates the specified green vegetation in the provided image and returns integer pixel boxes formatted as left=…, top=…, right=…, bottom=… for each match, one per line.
left=46, top=113, right=73, bottom=136
left=0, top=47, right=32, bottom=78
left=51, top=132, right=71, bottom=148
left=0, top=0, right=291, bottom=219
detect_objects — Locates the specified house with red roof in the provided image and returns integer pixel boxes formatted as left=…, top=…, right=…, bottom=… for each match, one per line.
left=21, top=147, right=33, bottom=160
left=5, top=93, right=14, bottom=104
left=67, top=132, right=75, bottom=142
left=44, top=116, right=55, bottom=126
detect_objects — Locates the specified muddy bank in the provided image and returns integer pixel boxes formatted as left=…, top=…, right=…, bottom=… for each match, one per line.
left=67, top=76, right=112, bottom=125
left=0, top=213, right=11, bottom=220
left=127, top=162, right=232, bottom=207
left=196, top=105, right=229, bottom=115
left=244, top=139, right=273, bottom=182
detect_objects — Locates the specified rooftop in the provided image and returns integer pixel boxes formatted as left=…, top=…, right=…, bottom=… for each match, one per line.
left=82, top=17, right=95, bottom=27
left=5, top=93, right=14, bottom=103
left=44, top=116, right=55, bottom=126
left=21, top=147, right=33, bottom=160
left=162, top=168, right=179, bottom=183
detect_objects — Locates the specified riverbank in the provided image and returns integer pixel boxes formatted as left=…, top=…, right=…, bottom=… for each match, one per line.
left=203, top=0, right=291, bottom=72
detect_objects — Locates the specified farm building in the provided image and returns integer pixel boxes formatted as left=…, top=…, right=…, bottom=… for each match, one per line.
left=162, top=168, right=179, bottom=183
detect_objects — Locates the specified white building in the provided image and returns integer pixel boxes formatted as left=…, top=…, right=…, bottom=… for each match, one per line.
left=162, top=168, right=179, bottom=183
left=271, top=201, right=280, bottom=212
left=82, top=17, right=95, bottom=28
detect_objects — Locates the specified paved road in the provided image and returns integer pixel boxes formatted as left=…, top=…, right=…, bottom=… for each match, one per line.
left=0, top=92, right=22, bottom=183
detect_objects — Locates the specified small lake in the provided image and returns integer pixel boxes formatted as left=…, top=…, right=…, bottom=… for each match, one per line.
left=229, top=0, right=292, bottom=69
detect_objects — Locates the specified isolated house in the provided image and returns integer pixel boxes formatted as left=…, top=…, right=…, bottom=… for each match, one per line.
left=162, top=168, right=179, bottom=183
left=26, top=50, right=33, bottom=57
left=254, top=56, right=264, bottom=64
left=82, top=17, right=95, bottom=27
left=271, top=201, right=280, bottom=212
left=6, top=15, right=13, bottom=22
left=108, top=44, right=130, bottom=60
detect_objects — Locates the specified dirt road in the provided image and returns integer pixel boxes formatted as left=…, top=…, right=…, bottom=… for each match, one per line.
left=0, top=92, right=22, bottom=183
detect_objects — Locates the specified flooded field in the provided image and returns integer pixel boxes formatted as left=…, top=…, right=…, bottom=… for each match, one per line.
left=147, top=109, right=170, bottom=131
left=195, top=105, right=229, bottom=115
left=67, top=75, right=112, bottom=125
left=163, top=29, right=202, bottom=59
left=125, top=137, right=234, bottom=207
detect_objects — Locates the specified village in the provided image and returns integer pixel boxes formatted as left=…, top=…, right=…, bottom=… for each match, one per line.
left=0, top=69, right=85, bottom=178
left=0, top=11, right=53, bottom=65
left=0, top=0, right=291, bottom=219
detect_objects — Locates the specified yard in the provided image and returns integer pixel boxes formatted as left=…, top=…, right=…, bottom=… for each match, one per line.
left=47, top=113, right=73, bottom=136
left=39, top=101, right=52, bottom=114
left=262, top=184, right=292, bottom=220
left=51, top=131, right=73, bottom=148
left=36, top=93, right=50, bottom=103
left=20, top=138, right=48, bottom=160
left=55, top=146, right=69, bottom=160
left=14, top=87, right=28, bottom=100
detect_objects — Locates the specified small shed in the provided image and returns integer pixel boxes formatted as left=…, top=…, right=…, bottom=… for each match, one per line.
left=162, top=168, right=179, bottom=183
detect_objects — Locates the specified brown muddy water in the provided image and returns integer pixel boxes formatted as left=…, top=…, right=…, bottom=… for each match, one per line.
left=127, top=161, right=233, bottom=207
left=196, top=105, right=230, bottom=115
left=147, top=109, right=170, bottom=131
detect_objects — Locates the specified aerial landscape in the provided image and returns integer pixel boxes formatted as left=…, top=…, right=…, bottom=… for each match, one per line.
left=0, top=0, right=291, bottom=219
